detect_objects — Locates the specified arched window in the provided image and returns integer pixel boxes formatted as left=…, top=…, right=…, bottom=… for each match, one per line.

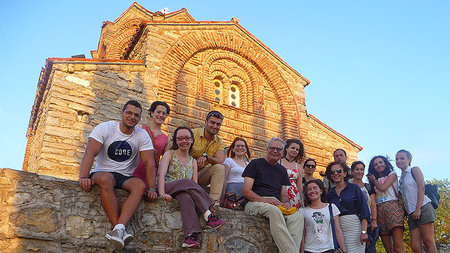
left=229, top=83, right=240, bottom=107
left=213, top=78, right=223, bottom=103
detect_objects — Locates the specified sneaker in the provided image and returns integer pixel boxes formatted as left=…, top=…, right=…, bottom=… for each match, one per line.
left=123, top=230, right=133, bottom=246
left=206, top=214, right=224, bottom=229
left=182, top=233, right=200, bottom=249
left=105, top=228, right=124, bottom=250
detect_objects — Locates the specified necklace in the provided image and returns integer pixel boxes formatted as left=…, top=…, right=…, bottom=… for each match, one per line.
left=284, top=157, right=295, bottom=163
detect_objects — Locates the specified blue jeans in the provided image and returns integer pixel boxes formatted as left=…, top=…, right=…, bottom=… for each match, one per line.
left=225, top=182, right=243, bottom=196
left=365, top=223, right=380, bottom=253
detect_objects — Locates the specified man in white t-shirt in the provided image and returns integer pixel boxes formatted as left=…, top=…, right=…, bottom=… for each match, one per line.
left=78, top=100, right=157, bottom=250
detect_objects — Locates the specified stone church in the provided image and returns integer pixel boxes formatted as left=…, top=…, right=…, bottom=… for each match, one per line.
left=23, top=3, right=361, bottom=180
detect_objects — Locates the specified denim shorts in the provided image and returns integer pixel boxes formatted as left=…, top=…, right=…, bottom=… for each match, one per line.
left=89, top=171, right=134, bottom=189
left=407, top=202, right=436, bottom=231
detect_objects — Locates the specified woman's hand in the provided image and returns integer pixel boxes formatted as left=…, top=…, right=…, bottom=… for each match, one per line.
left=366, top=174, right=376, bottom=184
left=360, top=232, right=369, bottom=244
left=412, top=208, right=421, bottom=220
left=161, top=193, right=173, bottom=202
left=370, top=219, right=378, bottom=230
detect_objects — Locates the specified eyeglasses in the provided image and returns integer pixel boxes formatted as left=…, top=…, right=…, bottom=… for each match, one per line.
left=330, top=169, right=343, bottom=175
left=124, top=110, right=141, bottom=118
left=305, top=164, right=316, bottom=168
left=176, top=137, right=192, bottom=142
left=268, top=147, right=283, bottom=152
left=206, top=111, right=224, bottom=120
left=235, top=145, right=246, bottom=148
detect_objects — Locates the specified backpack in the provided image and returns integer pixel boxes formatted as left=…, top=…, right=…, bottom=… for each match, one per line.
left=411, top=169, right=440, bottom=209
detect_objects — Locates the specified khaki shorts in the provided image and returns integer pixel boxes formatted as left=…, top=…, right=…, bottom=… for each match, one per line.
left=408, top=202, right=436, bottom=231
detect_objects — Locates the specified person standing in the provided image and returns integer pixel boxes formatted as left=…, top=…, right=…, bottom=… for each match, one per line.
left=78, top=100, right=157, bottom=250
left=190, top=111, right=226, bottom=204
left=396, top=150, right=437, bottom=253
left=280, top=138, right=305, bottom=208
left=242, top=137, right=304, bottom=253
left=323, top=148, right=348, bottom=192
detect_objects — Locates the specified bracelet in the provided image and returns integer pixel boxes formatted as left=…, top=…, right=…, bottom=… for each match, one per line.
left=147, top=187, right=156, bottom=192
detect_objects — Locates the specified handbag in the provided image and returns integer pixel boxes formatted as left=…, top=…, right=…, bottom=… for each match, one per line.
left=223, top=192, right=244, bottom=210
left=328, top=204, right=344, bottom=253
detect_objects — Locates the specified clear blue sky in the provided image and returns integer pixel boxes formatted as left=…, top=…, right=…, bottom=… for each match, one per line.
left=1, top=1, right=449, bottom=180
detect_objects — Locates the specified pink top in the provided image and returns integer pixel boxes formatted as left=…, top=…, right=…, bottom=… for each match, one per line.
left=132, top=124, right=169, bottom=187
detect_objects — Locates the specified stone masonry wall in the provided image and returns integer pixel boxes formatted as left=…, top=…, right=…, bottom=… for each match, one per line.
left=0, top=168, right=277, bottom=252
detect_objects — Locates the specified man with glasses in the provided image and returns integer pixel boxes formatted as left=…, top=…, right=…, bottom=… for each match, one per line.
left=78, top=100, right=157, bottom=250
left=190, top=110, right=226, bottom=204
left=242, top=137, right=304, bottom=253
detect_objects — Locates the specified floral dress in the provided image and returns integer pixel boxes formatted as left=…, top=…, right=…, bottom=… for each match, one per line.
left=165, top=150, right=194, bottom=183
left=282, top=160, right=302, bottom=208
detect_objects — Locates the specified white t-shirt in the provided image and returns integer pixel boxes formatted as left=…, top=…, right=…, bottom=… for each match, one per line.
left=301, top=203, right=341, bottom=252
left=399, top=166, right=431, bottom=214
left=375, top=171, right=399, bottom=204
left=224, top=157, right=246, bottom=184
left=90, top=121, right=154, bottom=176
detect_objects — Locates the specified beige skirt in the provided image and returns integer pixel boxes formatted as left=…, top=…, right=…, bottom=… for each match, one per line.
left=340, top=214, right=365, bottom=253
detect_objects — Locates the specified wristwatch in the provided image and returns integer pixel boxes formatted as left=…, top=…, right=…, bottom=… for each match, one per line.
left=202, top=153, right=208, bottom=158
left=147, top=187, right=156, bottom=192
left=361, top=230, right=367, bottom=235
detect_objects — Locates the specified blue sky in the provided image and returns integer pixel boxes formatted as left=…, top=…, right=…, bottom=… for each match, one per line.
left=1, top=1, right=449, bottom=180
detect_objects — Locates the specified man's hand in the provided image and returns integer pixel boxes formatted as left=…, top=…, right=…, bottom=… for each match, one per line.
left=263, top=198, right=281, bottom=206
left=145, top=190, right=158, bottom=202
left=78, top=177, right=94, bottom=192
left=197, top=155, right=207, bottom=169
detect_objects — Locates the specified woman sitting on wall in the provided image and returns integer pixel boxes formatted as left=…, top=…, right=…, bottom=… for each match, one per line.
left=223, top=137, right=251, bottom=197
left=133, top=101, right=170, bottom=187
left=396, top=149, right=437, bottom=253
left=158, top=126, right=224, bottom=250
left=326, top=161, right=370, bottom=252
left=367, top=155, right=405, bottom=253
left=280, top=138, right=305, bottom=208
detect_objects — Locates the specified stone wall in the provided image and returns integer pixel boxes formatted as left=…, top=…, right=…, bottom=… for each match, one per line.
left=0, top=168, right=277, bottom=252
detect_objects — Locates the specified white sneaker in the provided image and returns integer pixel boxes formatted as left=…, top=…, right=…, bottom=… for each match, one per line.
left=123, top=230, right=133, bottom=245
left=105, top=228, right=124, bottom=250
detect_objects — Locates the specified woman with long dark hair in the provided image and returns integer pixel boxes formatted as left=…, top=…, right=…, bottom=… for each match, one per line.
left=367, top=155, right=405, bottom=253
left=280, top=138, right=305, bottom=208
left=396, top=150, right=437, bottom=253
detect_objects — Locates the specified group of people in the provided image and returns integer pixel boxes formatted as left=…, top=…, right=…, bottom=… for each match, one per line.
left=78, top=100, right=438, bottom=253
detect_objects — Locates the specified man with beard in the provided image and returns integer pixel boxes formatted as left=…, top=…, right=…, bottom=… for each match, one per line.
left=190, top=111, right=226, bottom=204
left=78, top=100, right=157, bottom=250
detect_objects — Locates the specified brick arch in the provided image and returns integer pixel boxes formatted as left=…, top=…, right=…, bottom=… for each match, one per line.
left=159, top=30, right=300, bottom=138
left=104, top=19, right=144, bottom=59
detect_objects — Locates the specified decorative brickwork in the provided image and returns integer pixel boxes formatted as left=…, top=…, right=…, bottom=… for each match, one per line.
left=23, top=3, right=362, bottom=179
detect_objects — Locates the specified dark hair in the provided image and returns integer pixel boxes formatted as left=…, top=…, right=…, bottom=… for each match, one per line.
left=397, top=149, right=412, bottom=166
left=227, top=137, right=251, bottom=159
left=283, top=138, right=305, bottom=163
left=351, top=161, right=365, bottom=171
left=368, top=155, right=394, bottom=179
left=303, top=158, right=316, bottom=168
left=304, top=179, right=327, bottom=206
left=122, top=100, right=142, bottom=112
left=149, top=101, right=170, bottom=116
left=333, top=148, right=347, bottom=158
left=206, top=110, right=224, bottom=120
left=325, top=161, right=352, bottom=183
left=171, top=126, right=194, bottom=152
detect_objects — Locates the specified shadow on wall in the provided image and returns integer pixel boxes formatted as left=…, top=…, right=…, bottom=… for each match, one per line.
left=0, top=168, right=277, bottom=252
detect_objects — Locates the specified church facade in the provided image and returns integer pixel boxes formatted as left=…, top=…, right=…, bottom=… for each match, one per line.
left=23, top=3, right=362, bottom=179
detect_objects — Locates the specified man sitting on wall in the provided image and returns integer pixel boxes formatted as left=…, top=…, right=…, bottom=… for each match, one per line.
left=190, top=111, right=226, bottom=204
left=78, top=100, right=157, bottom=250
left=242, top=137, right=304, bottom=253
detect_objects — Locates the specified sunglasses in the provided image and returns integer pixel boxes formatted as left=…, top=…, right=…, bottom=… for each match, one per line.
left=330, top=169, right=343, bottom=175
left=206, top=111, right=224, bottom=120
left=305, top=164, right=316, bottom=168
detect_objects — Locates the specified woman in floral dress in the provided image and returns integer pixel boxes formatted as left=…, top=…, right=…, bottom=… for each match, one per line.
left=280, top=138, right=305, bottom=208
